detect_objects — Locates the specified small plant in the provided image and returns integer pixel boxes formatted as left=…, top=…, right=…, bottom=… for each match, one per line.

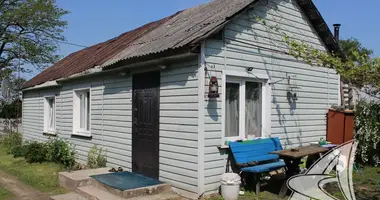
left=355, top=100, right=380, bottom=166
left=87, top=145, right=107, bottom=169
left=45, top=137, right=76, bottom=170
left=0, top=132, right=22, bottom=153
left=11, top=142, right=28, bottom=158
left=24, top=141, right=47, bottom=163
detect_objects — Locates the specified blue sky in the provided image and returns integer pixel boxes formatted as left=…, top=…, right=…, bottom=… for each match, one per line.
left=24, top=0, right=380, bottom=79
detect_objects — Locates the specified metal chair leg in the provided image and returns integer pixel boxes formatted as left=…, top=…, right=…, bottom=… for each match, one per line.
left=255, top=174, right=260, bottom=195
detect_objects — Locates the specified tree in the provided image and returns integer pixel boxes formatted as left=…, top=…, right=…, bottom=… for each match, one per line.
left=0, top=0, right=68, bottom=72
left=340, top=38, right=374, bottom=63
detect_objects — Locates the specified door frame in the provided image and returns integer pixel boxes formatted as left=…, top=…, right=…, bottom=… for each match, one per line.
left=131, top=70, right=160, bottom=179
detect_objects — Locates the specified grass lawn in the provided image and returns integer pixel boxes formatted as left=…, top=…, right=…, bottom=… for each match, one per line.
left=0, top=188, right=13, bottom=200
left=326, top=167, right=380, bottom=200
left=0, top=146, right=67, bottom=195
left=206, top=167, right=380, bottom=200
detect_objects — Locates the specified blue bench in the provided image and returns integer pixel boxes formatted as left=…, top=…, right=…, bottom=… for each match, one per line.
left=229, top=137, right=286, bottom=194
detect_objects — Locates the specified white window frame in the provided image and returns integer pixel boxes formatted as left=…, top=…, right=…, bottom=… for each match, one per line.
left=72, top=88, right=91, bottom=137
left=221, top=70, right=271, bottom=145
left=43, top=96, right=56, bottom=135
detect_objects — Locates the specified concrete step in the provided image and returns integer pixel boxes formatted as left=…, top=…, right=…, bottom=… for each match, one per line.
left=77, top=185, right=181, bottom=200
left=77, top=185, right=125, bottom=200
left=59, top=168, right=111, bottom=191
left=50, top=192, right=88, bottom=200
left=91, top=178, right=172, bottom=199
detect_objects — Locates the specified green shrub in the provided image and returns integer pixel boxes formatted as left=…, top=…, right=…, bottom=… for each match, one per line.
left=24, top=141, right=47, bottom=163
left=87, top=145, right=107, bottom=169
left=11, top=143, right=28, bottom=158
left=45, top=137, right=76, bottom=169
left=355, top=100, right=380, bottom=166
left=0, top=132, right=22, bottom=153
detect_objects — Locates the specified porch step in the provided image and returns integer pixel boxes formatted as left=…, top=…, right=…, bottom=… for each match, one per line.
left=50, top=192, right=88, bottom=200
left=90, top=176, right=172, bottom=199
left=77, top=185, right=124, bottom=200
left=77, top=185, right=180, bottom=200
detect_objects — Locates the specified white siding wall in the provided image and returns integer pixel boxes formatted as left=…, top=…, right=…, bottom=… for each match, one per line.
left=159, top=59, right=199, bottom=197
left=202, top=0, right=340, bottom=193
left=22, top=58, right=200, bottom=198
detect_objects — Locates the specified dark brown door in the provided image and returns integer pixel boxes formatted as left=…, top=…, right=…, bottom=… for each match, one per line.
left=132, top=71, right=160, bottom=179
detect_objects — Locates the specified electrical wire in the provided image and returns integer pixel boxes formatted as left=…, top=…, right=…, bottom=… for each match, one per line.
left=55, top=40, right=88, bottom=48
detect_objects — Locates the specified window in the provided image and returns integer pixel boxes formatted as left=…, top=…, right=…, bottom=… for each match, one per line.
left=222, top=72, right=270, bottom=143
left=44, top=97, right=56, bottom=134
left=73, top=90, right=90, bottom=136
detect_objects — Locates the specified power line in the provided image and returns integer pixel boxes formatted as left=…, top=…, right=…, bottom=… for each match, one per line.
left=55, top=40, right=88, bottom=48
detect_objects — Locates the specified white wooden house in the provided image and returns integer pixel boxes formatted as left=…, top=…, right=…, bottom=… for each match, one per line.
left=22, top=0, right=341, bottom=198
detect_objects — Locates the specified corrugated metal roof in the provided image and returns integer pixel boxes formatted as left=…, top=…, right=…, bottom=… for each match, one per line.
left=23, top=0, right=255, bottom=89
left=23, top=0, right=340, bottom=89
left=102, top=0, right=256, bottom=67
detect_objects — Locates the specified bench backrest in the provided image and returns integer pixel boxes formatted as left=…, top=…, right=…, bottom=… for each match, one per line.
left=229, top=137, right=283, bottom=165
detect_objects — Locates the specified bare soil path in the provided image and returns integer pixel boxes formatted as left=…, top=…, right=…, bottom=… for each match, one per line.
left=0, top=169, right=51, bottom=200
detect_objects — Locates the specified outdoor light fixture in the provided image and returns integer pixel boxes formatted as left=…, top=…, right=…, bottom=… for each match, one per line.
left=293, top=92, right=298, bottom=100
left=208, top=76, right=220, bottom=98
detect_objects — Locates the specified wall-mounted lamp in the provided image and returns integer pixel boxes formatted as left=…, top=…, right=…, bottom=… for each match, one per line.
left=208, top=76, right=220, bottom=98
left=246, top=67, right=253, bottom=72
left=292, top=92, right=298, bottom=100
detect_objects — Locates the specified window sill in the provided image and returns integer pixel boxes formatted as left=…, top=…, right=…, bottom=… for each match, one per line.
left=43, top=131, right=57, bottom=136
left=72, top=131, right=91, bottom=137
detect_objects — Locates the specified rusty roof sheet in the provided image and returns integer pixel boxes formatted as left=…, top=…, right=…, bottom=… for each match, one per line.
left=23, top=0, right=255, bottom=89
left=23, top=0, right=340, bottom=89
left=22, top=12, right=177, bottom=89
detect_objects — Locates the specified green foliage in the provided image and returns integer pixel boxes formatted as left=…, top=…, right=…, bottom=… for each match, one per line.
left=45, top=137, right=76, bottom=169
left=0, top=145, right=67, bottom=195
left=87, top=145, right=107, bottom=169
left=1, top=133, right=77, bottom=169
left=0, top=187, right=13, bottom=200
left=253, top=15, right=380, bottom=90
left=0, top=99, right=22, bottom=119
left=0, top=0, right=68, bottom=72
left=24, top=141, right=47, bottom=163
left=340, top=38, right=374, bottom=63
left=0, top=132, right=22, bottom=153
left=355, top=101, right=380, bottom=166
left=11, top=142, right=27, bottom=157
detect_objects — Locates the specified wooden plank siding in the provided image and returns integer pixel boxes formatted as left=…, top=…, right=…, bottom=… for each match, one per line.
left=202, top=0, right=339, bottom=193
left=22, top=58, right=200, bottom=196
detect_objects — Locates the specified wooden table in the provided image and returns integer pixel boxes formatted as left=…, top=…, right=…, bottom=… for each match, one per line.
left=270, top=145, right=330, bottom=197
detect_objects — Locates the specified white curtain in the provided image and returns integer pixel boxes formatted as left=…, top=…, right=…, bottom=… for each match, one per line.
left=225, top=83, right=239, bottom=137
left=245, top=82, right=261, bottom=138
left=48, top=99, right=54, bottom=130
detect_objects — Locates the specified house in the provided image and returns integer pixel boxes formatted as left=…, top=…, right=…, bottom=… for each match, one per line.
left=21, top=0, right=341, bottom=199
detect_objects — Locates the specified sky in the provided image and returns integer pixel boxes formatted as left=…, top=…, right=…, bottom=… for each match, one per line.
left=24, top=0, right=380, bottom=79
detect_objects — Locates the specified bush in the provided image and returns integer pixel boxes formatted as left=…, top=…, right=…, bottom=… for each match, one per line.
left=45, top=137, right=76, bottom=169
left=24, top=141, right=47, bottom=163
left=87, top=145, right=107, bottom=169
left=355, top=100, right=380, bottom=166
left=0, top=132, right=22, bottom=153
left=11, top=143, right=28, bottom=158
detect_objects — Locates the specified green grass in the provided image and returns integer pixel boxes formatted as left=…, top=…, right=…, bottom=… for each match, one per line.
left=0, top=188, right=13, bottom=200
left=0, top=146, right=67, bottom=195
left=205, top=191, right=283, bottom=200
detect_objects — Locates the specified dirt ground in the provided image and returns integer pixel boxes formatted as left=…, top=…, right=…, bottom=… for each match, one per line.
left=0, top=169, right=51, bottom=200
